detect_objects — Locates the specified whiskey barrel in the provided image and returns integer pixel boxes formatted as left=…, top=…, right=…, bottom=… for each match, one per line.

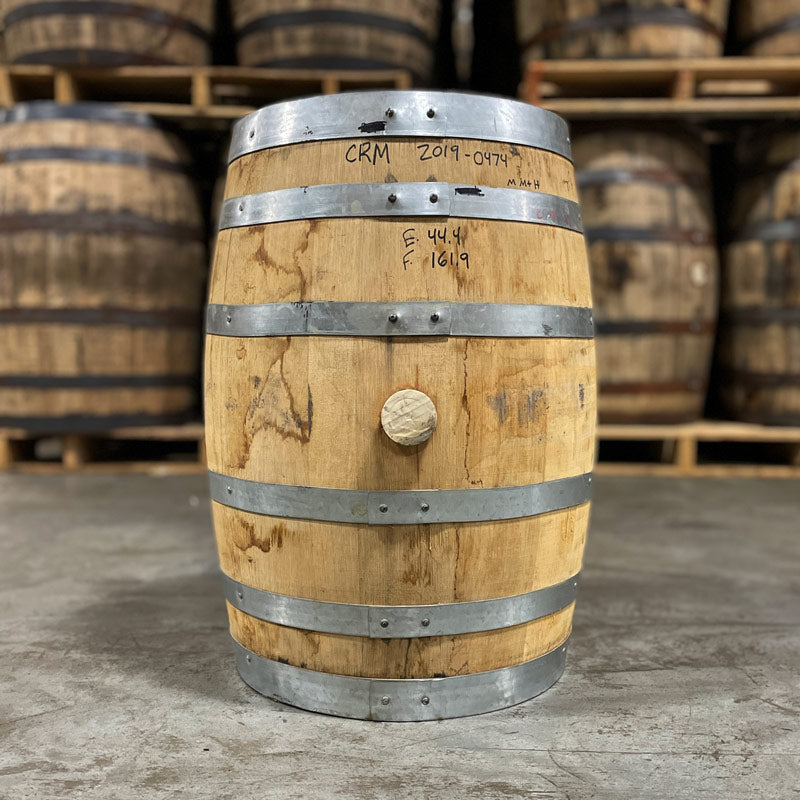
left=516, top=0, right=730, bottom=60
left=720, top=130, right=800, bottom=425
left=737, top=1, right=800, bottom=55
left=573, top=126, right=719, bottom=423
left=2, top=0, right=215, bottom=65
left=0, top=102, right=207, bottom=431
left=206, top=91, right=595, bottom=720
left=229, top=0, right=440, bottom=84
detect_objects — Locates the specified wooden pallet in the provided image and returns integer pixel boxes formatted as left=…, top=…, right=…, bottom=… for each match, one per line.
left=0, top=423, right=206, bottom=475
left=3, top=418, right=797, bottom=478
left=597, top=420, right=800, bottom=478
left=522, top=56, right=800, bottom=119
left=0, top=65, right=412, bottom=125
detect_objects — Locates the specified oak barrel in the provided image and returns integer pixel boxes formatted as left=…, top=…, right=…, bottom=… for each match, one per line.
left=573, top=127, right=719, bottom=423
left=229, top=0, right=440, bottom=84
left=737, top=0, right=800, bottom=55
left=2, top=0, right=215, bottom=65
left=205, top=91, right=596, bottom=720
left=516, top=0, right=730, bottom=60
left=0, top=102, right=207, bottom=431
left=720, top=130, right=800, bottom=425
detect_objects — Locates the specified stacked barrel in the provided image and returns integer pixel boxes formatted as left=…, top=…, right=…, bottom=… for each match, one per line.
left=229, top=0, right=441, bottom=83
left=516, top=0, right=731, bottom=61
left=0, top=0, right=441, bottom=82
left=206, top=90, right=596, bottom=720
left=719, top=130, right=800, bottom=425
left=573, top=127, right=719, bottom=423
left=737, top=1, right=800, bottom=55
left=0, top=103, right=207, bottom=430
left=1, top=1, right=216, bottom=65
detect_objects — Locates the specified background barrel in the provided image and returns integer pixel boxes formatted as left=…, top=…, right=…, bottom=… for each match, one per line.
left=719, top=128, right=800, bottom=425
left=516, top=0, right=730, bottom=61
left=205, top=91, right=595, bottom=720
left=573, top=126, right=719, bottom=423
left=737, top=0, right=800, bottom=55
left=229, top=0, right=440, bottom=84
left=0, top=102, right=207, bottom=431
left=1, top=0, right=215, bottom=65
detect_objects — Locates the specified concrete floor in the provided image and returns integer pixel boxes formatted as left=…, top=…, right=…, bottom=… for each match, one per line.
left=0, top=475, right=798, bottom=800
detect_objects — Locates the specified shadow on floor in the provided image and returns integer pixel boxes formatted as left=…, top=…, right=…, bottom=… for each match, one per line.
left=47, top=570, right=252, bottom=704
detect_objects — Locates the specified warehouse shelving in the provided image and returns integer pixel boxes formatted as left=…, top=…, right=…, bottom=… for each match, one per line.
left=0, top=64, right=412, bottom=123
left=522, top=56, right=800, bottom=118
left=1, top=420, right=799, bottom=477
left=0, top=424, right=206, bottom=475
left=597, top=420, right=800, bottom=478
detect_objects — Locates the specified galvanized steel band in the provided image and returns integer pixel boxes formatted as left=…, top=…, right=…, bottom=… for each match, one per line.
left=206, top=302, right=594, bottom=339
left=209, top=471, right=592, bottom=525
left=223, top=573, right=579, bottom=638
left=229, top=91, right=572, bottom=163
left=218, top=183, right=583, bottom=232
left=232, top=638, right=568, bottom=721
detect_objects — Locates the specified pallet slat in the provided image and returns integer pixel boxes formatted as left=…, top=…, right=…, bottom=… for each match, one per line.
left=0, top=65, right=412, bottom=124
left=1, top=421, right=798, bottom=477
left=597, top=420, right=800, bottom=478
left=0, top=423, right=206, bottom=475
left=522, top=56, right=800, bottom=118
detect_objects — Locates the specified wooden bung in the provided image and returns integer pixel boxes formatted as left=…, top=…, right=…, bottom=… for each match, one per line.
left=380, top=389, right=437, bottom=446
left=205, top=92, right=595, bottom=720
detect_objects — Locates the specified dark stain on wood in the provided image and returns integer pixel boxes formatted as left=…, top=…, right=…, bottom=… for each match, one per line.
left=487, top=389, right=509, bottom=424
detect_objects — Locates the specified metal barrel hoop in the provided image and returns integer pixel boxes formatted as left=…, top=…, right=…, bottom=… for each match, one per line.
left=229, top=91, right=572, bottom=163
left=233, top=638, right=569, bottom=721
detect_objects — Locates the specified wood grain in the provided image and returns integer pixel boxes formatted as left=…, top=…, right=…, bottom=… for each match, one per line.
left=516, top=0, right=730, bottom=61
left=573, top=127, right=719, bottom=423
left=0, top=111, right=207, bottom=429
left=230, top=0, right=440, bottom=81
left=228, top=603, right=573, bottom=679
left=207, top=119, right=595, bottom=681
left=2, top=0, right=214, bottom=66
left=737, top=0, right=800, bottom=55
left=381, top=388, right=437, bottom=446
